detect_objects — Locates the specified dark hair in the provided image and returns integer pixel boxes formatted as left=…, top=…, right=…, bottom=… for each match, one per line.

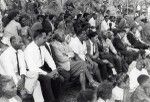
left=66, top=2, right=75, bottom=9
left=42, top=15, right=52, bottom=34
left=49, top=14, right=55, bottom=20
left=118, top=29, right=126, bottom=34
left=19, top=14, right=30, bottom=27
left=77, top=14, right=82, bottom=20
left=10, top=36, right=16, bottom=44
left=64, top=13, right=72, bottom=20
left=33, top=29, right=45, bottom=39
left=37, top=15, right=45, bottom=20
left=130, top=26, right=137, bottom=31
left=106, top=10, right=110, bottom=13
left=134, top=16, right=139, bottom=20
left=104, top=15, right=109, bottom=19
left=137, top=74, right=149, bottom=85
left=77, top=89, right=95, bottom=102
left=3, top=10, right=19, bottom=27
left=109, top=16, right=115, bottom=20
left=83, top=13, right=90, bottom=18
left=97, top=82, right=113, bottom=100
left=87, top=31, right=98, bottom=39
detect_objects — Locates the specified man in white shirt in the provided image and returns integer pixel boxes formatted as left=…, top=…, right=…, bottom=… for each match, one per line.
left=89, top=13, right=97, bottom=32
left=0, top=36, right=44, bottom=102
left=69, top=30, right=102, bottom=82
left=24, top=29, right=59, bottom=102
left=101, top=15, right=109, bottom=32
left=128, top=59, right=149, bottom=93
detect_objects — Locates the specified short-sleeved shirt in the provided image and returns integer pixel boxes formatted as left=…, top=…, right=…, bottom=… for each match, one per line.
left=4, top=20, right=21, bottom=37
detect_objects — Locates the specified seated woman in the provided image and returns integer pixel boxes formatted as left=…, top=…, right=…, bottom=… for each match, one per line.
left=0, top=75, right=21, bottom=102
left=130, top=75, right=150, bottom=102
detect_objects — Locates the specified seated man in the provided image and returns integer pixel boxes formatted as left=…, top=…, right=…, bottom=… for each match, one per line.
left=128, top=58, right=149, bottom=93
left=24, top=29, right=59, bottom=102
left=113, top=30, right=139, bottom=64
left=69, top=29, right=102, bottom=82
left=127, top=26, right=149, bottom=50
left=51, top=29, right=99, bottom=90
left=86, top=31, right=113, bottom=80
left=98, top=31, right=122, bottom=74
left=0, top=36, right=44, bottom=102
left=131, top=75, right=150, bottom=102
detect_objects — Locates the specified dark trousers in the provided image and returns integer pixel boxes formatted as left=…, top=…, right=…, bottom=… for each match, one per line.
left=120, top=50, right=139, bottom=64
left=94, top=59, right=113, bottom=80
left=39, top=62, right=61, bottom=102
left=38, top=75, right=55, bottom=102
left=133, top=41, right=149, bottom=49
left=100, top=53, right=122, bottom=74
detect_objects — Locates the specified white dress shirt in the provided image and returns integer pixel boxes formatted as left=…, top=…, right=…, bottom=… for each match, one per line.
left=112, top=86, right=124, bottom=101
left=0, top=47, right=26, bottom=85
left=69, top=37, right=87, bottom=61
left=89, top=17, right=96, bottom=31
left=107, top=20, right=116, bottom=29
left=122, top=34, right=131, bottom=46
left=24, top=41, right=56, bottom=75
left=97, top=98, right=113, bottom=102
left=89, top=40, right=95, bottom=55
left=101, top=20, right=109, bottom=31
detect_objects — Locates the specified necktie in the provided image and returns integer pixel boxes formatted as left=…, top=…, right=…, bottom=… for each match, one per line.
left=93, top=43, right=96, bottom=55
left=39, top=47, right=43, bottom=65
left=16, top=51, right=20, bottom=75
left=45, top=43, right=52, bottom=56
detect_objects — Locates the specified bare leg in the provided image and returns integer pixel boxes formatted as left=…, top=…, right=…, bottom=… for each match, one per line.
left=80, top=72, right=86, bottom=90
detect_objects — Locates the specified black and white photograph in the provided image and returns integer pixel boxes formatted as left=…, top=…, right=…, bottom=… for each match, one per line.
left=0, top=0, right=150, bottom=102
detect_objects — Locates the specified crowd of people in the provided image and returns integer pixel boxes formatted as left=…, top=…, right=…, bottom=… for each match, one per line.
left=1, top=0, right=150, bottom=102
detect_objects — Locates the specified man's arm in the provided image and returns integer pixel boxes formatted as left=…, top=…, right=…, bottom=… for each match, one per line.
left=42, top=46, right=56, bottom=71
left=51, top=44, right=69, bottom=63
left=24, top=48, right=47, bottom=75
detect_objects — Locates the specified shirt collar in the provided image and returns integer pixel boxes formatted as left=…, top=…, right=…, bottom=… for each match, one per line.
left=117, top=34, right=122, bottom=39
left=9, top=46, right=17, bottom=53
